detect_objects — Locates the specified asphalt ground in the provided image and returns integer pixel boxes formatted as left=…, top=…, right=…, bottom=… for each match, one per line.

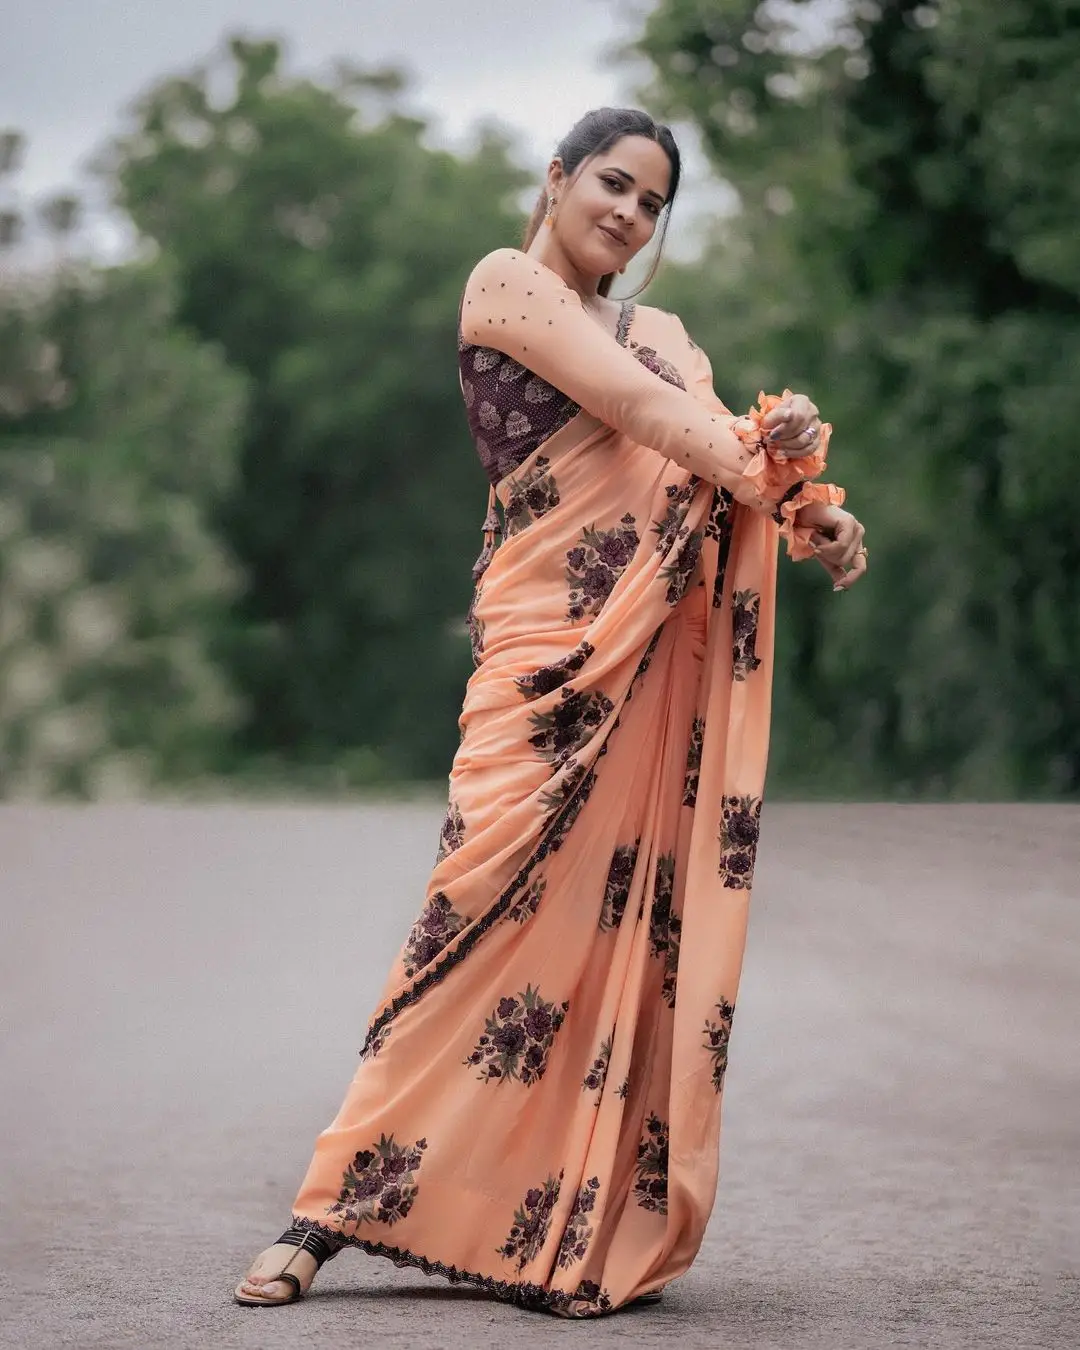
left=1, top=802, right=1077, bottom=1349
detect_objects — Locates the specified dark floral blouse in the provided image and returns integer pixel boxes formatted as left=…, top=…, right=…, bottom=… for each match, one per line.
left=458, top=295, right=690, bottom=486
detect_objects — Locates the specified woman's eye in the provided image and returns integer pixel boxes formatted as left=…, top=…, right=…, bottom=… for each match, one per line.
left=604, top=178, right=660, bottom=215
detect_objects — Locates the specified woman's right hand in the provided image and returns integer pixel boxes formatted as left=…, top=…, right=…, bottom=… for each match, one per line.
left=794, top=501, right=868, bottom=591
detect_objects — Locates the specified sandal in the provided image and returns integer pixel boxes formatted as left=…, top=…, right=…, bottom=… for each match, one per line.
left=233, top=1225, right=343, bottom=1307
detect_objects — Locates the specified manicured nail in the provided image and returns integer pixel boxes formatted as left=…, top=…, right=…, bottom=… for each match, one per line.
left=833, top=584, right=844, bottom=592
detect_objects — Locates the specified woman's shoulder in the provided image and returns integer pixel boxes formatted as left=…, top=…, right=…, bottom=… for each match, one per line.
left=466, top=247, right=570, bottom=291
left=627, top=301, right=695, bottom=346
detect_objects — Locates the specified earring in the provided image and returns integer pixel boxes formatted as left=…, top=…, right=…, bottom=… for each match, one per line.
left=544, top=195, right=556, bottom=227
left=618, top=266, right=626, bottom=274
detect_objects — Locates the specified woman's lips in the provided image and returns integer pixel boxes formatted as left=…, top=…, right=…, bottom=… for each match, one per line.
left=598, top=225, right=626, bottom=246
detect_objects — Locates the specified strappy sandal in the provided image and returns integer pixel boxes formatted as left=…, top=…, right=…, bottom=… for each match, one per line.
left=233, top=1225, right=343, bottom=1307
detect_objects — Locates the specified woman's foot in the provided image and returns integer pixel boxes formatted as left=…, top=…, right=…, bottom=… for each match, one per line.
left=235, top=1240, right=321, bottom=1304
left=234, top=1227, right=343, bottom=1306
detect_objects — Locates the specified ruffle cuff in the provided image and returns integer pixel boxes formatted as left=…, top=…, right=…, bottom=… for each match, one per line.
left=731, top=388, right=831, bottom=499
left=773, top=480, right=847, bottom=560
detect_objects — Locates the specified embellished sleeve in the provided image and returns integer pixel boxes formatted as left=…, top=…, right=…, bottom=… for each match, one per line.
left=675, top=315, right=847, bottom=560
left=461, top=248, right=786, bottom=514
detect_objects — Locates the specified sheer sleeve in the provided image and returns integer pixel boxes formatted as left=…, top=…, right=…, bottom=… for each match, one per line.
left=460, top=249, right=774, bottom=512
left=673, top=316, right=733, bottom=419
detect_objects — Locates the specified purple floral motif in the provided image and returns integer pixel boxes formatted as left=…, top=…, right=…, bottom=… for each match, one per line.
left=598, top=842, right=639, bottom=931
left=528, top=686, right=614, bottom=767
left=652, top=481, right=698, bottom=555
left=633, top=1113, right=669, bottom=1215
left=732, top=589, right=763, bottom=681
left=565, top=515, right=640, bottom=622
left=435, top=798, right=465, bottom=863
left=539, top=759, right=594, bottom=852
left=466, top=984, right=570, bottom=1086
left=660, top=528, right=704, bottom=605
left=504, top=456, right=561, bottom=536
left=683, top=716, right=705, bottom=807
left=556, top=1176, right=600, bottom=1269
left=402, top=891, right=468, bottom=977
left=652, top=483, right=705, bottom=605
left=629, top=341, right=687, bottom=389
left=359, top=1021, right=390, bottom=1061
left=648, top=853, right=681, bottom=1008
left=507, top=876, right=546, bottom=924
left=465, top=588, right=485, bottom=667
left=571, top=1279, right=613, bottom=1315
left=498, top=1172, right=562, bottom=1272
left=328, top=1133, right=427, bottom=1228
left=515, top=640, right=595, bottom=701
left=718, top=794, right=762, bottom=889
left=704, top=997, right=736, bottom=1093
left=582, top=1037, right=612, bottom=1100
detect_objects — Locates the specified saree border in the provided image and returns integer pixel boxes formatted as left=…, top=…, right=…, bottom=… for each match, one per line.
left=287, top=1213, right=616, bottom=1317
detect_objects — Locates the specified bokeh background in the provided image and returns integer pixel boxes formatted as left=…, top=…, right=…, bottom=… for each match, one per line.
left=2, top=0, right=1078, bottom=801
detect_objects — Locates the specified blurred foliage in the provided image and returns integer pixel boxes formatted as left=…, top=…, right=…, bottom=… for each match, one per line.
left=1, top=6, right=1077, bottom=798
left=632, top=0, right=1080, bottom=796
left=0, top=264, right=245, bottom=796
left=97, top=36, right=531, bottom=782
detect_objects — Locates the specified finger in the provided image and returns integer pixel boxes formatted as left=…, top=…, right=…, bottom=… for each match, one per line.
left=812, top=537, right=849, bottom=564
left=762, top=406, right=794, bottom=436
left=814, top=552, right=846, bottom=586
left=835, top=524, right=865, bottom=570
left=770, top=395, right=814, bottom=436
left=769, top=426, right=821, bottom=458
left=833, top=550, right=867, bottom=591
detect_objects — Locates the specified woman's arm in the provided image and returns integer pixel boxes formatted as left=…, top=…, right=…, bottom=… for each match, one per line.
left=671, top=312, right=850, bottom=560
left=461, top=249, right=813, bottom=514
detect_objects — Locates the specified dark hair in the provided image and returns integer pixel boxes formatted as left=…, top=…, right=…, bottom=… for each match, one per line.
left=521, top=107, right=681, bottom=299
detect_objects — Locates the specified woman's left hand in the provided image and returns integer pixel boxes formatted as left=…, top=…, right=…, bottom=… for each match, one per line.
left=761, top=392, right=822, bottom=460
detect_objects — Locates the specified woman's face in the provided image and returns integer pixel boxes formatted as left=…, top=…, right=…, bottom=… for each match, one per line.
left=549, top=135, right=673, bottom=277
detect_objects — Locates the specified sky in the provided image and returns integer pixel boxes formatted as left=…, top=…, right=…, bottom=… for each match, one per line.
left=2, top=0, right=731, bottom=261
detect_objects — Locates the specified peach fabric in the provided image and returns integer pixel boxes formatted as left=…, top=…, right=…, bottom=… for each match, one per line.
left=289, top=249, right=844, bottom=1316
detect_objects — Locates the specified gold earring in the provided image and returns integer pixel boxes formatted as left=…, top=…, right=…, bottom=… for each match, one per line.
left=544, top=195, right=556, bottom=227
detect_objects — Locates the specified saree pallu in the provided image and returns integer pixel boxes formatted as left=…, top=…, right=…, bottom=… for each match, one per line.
left=290, top=318, right=779, bottom=1317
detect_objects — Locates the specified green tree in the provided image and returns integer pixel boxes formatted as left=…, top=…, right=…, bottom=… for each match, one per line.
left=0, top=259, right=247, bottom=796
left=631, top=0, right=1080, bottom=795
left=99, top=36, right=532, bottom=781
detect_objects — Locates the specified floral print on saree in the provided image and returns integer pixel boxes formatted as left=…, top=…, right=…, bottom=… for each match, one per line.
left=288, top=249, right=844, bottom=1318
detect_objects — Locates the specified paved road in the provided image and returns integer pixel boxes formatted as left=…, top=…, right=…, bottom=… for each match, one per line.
left=1, top=803, right=1077, bottom=1349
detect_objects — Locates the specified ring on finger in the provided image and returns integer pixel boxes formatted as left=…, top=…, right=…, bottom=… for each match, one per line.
left=802, top=425, right=819, bottom=441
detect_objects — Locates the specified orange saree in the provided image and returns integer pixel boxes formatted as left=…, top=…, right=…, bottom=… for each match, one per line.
left=288, top=249, right=843, bottom=1316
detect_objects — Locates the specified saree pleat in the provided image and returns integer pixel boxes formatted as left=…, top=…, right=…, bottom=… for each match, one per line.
left=290, top=304, right=778, bottom=1316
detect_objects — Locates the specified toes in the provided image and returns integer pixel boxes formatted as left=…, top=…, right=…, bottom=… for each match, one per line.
left=261, top=1281, right=285, bottom=1298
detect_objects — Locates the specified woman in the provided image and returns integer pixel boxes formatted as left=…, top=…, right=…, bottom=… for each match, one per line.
left=234, top=107, right=866, bottom=1318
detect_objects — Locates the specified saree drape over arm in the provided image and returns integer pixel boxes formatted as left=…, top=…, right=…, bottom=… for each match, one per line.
left=288, top=248, right=844, bottom=1316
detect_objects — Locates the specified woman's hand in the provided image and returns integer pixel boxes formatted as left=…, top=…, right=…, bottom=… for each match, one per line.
left=794, top=501, right=868, bottom=591
left=761, top=392, right=822, bottom=460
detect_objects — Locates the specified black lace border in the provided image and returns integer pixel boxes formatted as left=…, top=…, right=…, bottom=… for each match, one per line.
left=357, top=626, right=662, bottom=1060
left=288, top=1214, right=612, bottom=1318
left=770, top=477, right=807, bottom=524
